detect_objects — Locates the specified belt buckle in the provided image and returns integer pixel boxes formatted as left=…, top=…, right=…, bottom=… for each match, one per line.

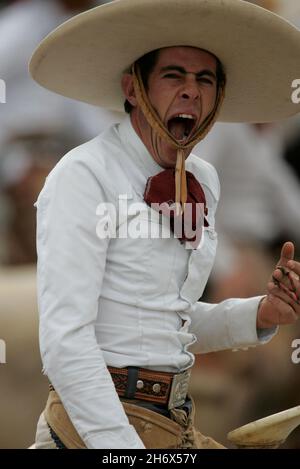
left=168, top=369, right=191, bottom=410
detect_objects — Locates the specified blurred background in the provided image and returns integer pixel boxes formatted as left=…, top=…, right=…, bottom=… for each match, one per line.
left=0, top=0, right=299, bottom=449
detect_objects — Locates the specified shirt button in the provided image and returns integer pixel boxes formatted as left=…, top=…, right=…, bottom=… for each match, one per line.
left=208, top=230, right=217, bottom=240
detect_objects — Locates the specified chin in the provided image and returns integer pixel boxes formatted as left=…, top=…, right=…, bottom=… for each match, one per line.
left=162, top=158, right=177, bottom=169
left=157, top=142, right=181, bottom=167
left=164, top=150, right=177, bottom=166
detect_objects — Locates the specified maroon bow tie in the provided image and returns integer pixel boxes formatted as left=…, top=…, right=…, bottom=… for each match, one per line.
left=144, top=169, right=209, bottom=247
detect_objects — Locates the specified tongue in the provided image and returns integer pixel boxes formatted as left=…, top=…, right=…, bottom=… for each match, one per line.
left=168, top=120, right=186, bottom=140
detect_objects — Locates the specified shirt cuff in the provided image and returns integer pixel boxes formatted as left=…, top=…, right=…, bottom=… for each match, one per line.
left=256, top=325, right=279, bottom=344
left=227, top=295, right=277, bottom=351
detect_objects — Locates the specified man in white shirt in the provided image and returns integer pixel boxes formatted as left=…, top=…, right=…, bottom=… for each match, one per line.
left=29, top=0, right=300, bottom=449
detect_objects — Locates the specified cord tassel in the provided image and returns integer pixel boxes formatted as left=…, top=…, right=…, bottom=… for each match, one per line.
left=180, top=150, right=187, bottom=212
left=175, top=149, right=183, bottom=215
left=175, top=149, right=187, bottom=215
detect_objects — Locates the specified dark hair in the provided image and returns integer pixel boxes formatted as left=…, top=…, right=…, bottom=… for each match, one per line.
left=124, top=49, right=160, bottom=113
left=216, top=59, right=226, bottom=88
left=124, top=48, right=225, bottom=114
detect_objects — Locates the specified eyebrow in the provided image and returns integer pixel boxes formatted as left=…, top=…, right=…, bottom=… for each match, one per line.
left=160, top=65, right=217, bottom=80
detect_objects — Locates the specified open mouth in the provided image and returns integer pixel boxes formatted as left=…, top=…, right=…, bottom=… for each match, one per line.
left=167, top=114, right=197, bottom=142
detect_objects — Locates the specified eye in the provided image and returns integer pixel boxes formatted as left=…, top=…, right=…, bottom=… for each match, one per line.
left=197, top=76, right=214, bottom=85
left=163, top=73, right=182, bottom=79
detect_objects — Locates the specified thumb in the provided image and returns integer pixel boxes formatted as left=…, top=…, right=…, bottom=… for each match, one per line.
left=276, top=241, right=295, bottom=268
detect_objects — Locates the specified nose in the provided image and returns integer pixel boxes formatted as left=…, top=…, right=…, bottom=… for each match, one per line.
left=180, top=74, right=200, bottom=101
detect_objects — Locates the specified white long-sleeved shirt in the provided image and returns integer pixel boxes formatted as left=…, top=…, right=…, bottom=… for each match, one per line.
left=35, top=116, right=274, bottom=449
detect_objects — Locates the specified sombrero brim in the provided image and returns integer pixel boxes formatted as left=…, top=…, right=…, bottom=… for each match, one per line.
left=29, top=0, right=300, bottom=123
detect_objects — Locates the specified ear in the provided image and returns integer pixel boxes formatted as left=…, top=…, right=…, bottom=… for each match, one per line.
left=121, top=73, right=138, bottom=108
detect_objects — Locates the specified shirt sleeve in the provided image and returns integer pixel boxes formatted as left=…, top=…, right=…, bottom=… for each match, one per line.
left=35, top=156, right=145, bottom=449
left=187, top=158, right=277, bottom=354
left=188, top=296, right=278, bottom=354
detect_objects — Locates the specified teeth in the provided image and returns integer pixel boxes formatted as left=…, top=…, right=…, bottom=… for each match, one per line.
left=177, top=114, right=194, bottom=119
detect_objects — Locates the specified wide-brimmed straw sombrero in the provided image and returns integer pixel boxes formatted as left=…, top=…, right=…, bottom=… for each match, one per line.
left=29, top=0, right=300, bottom=123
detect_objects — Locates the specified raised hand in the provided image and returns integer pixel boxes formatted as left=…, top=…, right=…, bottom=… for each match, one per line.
left=257, top=242, right=300, bottom=329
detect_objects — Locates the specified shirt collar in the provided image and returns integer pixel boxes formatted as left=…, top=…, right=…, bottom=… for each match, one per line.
left=118, top=115, right=162, bottom=179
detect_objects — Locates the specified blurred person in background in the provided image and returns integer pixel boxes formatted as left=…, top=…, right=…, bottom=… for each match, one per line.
left=0, top=0, right=117, bottom=265
left=280, top=1, right=300, bottom=199
left=196, top=122, right=300, bottom=302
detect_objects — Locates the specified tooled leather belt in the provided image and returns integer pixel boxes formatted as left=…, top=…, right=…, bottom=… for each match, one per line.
left=107, top=366, right=191, bottom=410
left=49, top=366, right=191, bottom=410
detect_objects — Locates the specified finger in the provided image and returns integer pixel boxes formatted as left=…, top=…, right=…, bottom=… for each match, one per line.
left=286, top=270, right=300, bottom=297
left=272, top=268, right=299, bottom=292
left=268, top=282, right=300, bottom=312
left=267, top=294, right=298, bottom=324
left=277, top=241, right=294, bottom=268
left=289, top=270, right=300, bottom=282
left=287, top=260, right=300, bottom=278
left=272, top=268, right=286, bottom=283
